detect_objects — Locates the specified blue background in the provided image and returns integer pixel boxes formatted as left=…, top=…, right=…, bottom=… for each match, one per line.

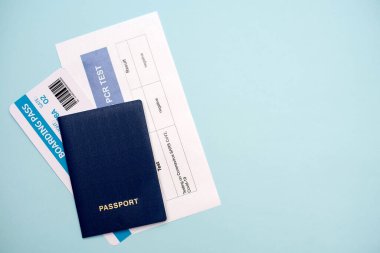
left=1, top=0, right=380, bottom=252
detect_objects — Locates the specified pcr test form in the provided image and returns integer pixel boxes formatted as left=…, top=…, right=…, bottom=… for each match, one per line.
left=56, top=12, right=220, bottom=244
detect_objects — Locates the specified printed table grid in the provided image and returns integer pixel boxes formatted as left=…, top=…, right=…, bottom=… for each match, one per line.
left=115, top=35, right=197, bottom=201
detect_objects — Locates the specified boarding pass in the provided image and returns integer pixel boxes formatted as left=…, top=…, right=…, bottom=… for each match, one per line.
left=9, top=69, right=132, bottom=244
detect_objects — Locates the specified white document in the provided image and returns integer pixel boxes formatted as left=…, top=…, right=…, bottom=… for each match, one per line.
left=56, top=12, right=220, bottom=236
left=9, top=69, right=132, bottom=245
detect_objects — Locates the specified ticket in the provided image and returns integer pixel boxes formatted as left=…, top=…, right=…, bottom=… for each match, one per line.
left=56, top=12, right=221, bottom=237
left=9, top=69, right=131, bottom=245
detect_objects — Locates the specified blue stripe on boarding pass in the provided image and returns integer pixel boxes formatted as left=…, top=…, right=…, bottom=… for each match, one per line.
left=15, top=95, right=68, bottom=172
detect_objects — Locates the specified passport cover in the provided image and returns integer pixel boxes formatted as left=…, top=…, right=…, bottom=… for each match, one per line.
left=58, top=100, right=166, bottom=238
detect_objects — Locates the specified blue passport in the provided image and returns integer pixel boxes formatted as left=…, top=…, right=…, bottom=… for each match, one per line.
left=58, top=100, right=166, bottom=238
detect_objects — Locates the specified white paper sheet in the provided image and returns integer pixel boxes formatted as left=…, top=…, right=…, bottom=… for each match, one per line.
left=56, top=12, right=220, bottom=238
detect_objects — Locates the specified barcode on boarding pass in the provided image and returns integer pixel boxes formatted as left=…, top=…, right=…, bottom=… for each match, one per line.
left=48, top=78, right=78, bottom=111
